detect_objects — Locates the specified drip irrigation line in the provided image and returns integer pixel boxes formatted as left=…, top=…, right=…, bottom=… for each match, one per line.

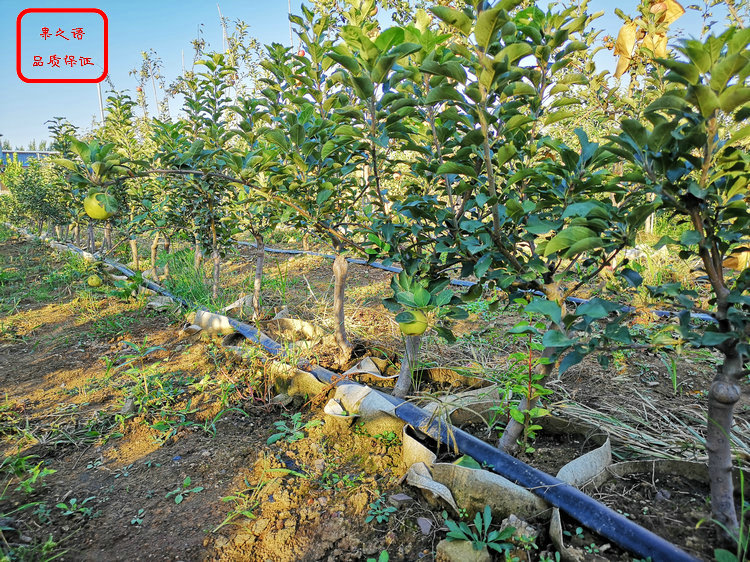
left=18, top=225, right=697, bottom=562
left=77, top=227, right=709, bottom=322
left=9, top=221, right=719, bottom=326
left=530, top=290, right=717, bottom=324
left=239, top=241, right=716, bottom=323
left=380, top=397, right=698, bottom=562
left=62, top=243, right=191, bottom=308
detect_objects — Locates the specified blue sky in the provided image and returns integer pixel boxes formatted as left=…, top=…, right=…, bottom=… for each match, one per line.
left=0, top=1, right=729, bottom=148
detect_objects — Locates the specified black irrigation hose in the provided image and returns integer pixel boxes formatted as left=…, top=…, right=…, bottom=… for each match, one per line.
left=235, top=240, right=473, bottom=283
left=239, top=240, right=716, bottom=323
left=380, top=398, right=698, bottom=562
left=23, top=227, right=697, bottom=562
left=37, top=225, right=717, bottom=321
left=63, top=243, right=194, bottom=309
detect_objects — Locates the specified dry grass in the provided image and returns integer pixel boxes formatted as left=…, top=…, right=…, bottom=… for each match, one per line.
left=550, top=390, right=750, bottom=463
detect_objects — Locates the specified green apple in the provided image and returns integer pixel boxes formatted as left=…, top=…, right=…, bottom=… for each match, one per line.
left=83, top=192, right=117, bottom=220
left=398, top=309, right=428, bottom=336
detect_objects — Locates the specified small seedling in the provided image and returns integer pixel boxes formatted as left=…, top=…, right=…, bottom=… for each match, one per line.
left=373, top=431, right=401, bottom=449
left=131, top=508, right=145, bottom=525
left=443, top=505, right=515, bottom=554
left=165, top=476, right=203, bottom=504
left=563, top=526, right=585, bottom=540
left=320, top=468, right=361, bottom=490
left=352, top=422, right=369, bottom=437
left=366, top=495, right=397, bottom=524
left=114, top=463, right=134, bottom=478
left=584, top=543, right=600, bottom=554
left=15, top=461, right=56, bottom=494
left=267, top=412, right=322, bottom=445
left=56, top=496, right=96, bottom=517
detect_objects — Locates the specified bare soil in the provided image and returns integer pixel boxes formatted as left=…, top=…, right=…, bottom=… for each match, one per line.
left=0, top=230, right=748, bottom=561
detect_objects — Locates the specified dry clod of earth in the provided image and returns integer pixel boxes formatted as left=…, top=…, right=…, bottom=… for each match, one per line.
left=436, top=539, right=491, bottom=562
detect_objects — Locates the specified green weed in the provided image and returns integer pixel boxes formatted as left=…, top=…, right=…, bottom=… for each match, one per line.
left=1, top=454, right=55, bottom=497
left=89, top=314, right=136, bottom=339
left=56, top=496, right=96, bottom=518
left=366, top=494, right=397, bottom=524
left=0, top=533, right=66, bottom=562
left=267, top=412, right=322, bottom=445
left=213, top=477, right=262, bottom=532
left=443, top=505, right=514, bottom=555
left=130, top=508, right=145, bottom=526
left=165, top=476, right=203, bottom=504
left=160, top=248, right=230, bottom=309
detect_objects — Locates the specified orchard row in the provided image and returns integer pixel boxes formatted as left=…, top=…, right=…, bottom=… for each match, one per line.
left=2, top=0, right=748, bottom=533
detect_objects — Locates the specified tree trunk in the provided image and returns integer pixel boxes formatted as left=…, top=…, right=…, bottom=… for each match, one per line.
left=332, top=254, right=354, bottom=366
left=497, top=345, right=556, bottom=452
left=362, top=163, right=370, bottom=209
left=87, top=222, right=95, bottom=253
left=393, top=335, right=422, bottom=398
left=130, top=238, right=140, bottom=270
left=194, top=234, right=203, bottom=270
left=163, top=236, right=171, bottom=278
left=302, top=232, right=310, bottom=252
left=103, top=221, right=112, bottom=252
left=129, top=211, right=139, bottom=269
left=252, top=234, right=265, bottom=319
left=211, top=219, right=220, bottom=301
left=706, top=349, right=744, bottom=534
left=212, top=248, right=221, bottom=301
left=150, top=231, right=160, bottom=271
left=37, top=220, right=43, bottom=236
left=74, top=223, right=80, bottom=247
left=61, top=224, right=69, bottom=241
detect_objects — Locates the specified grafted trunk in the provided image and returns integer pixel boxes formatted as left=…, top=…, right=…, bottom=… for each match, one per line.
left=706, top=349, right=744, bottom=534
left=212, top=249, right=221, bottom=301
left=211, top=219, right=220, bottom=301
left=332, top=254, right=354, bottom=366
left=252, top=234, right=265, bottom=319
left=150, top=231, right=160, bottom=270
left=129, top=212, right=139, bottom=269
left=87, top=222, right=95, bottom=253
left=103, top=221, right=112, bottom=252
left=393, top=335, right=422, bottom=398
left=163, top=236, right=171, bottom=278
left=194, top=234, right=203, bottom=270
left=130, top=238, right=140, bottom=270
